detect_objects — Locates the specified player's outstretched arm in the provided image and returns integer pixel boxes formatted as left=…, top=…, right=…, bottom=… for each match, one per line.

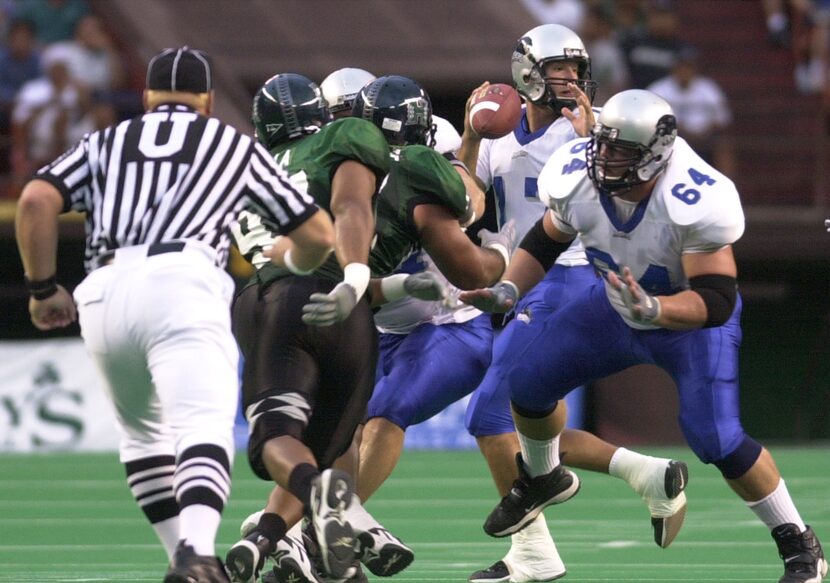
left=263, top=209, right=335, bottom=274
left=415, top=203, right=506, bottom=290
left=301, top=160, right=376, bottom=327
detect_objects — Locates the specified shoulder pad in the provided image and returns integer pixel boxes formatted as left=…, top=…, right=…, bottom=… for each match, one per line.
left=659, top=138, right=742, bottom=228
left=537, top=137, right=591, bottom=207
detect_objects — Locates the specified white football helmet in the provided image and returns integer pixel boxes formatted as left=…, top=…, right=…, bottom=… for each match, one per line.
left=586, top=89, right=677, bottom=195
left=511, top=24, right=597, bottom=111
left=320, top=67, right=376, bottom=116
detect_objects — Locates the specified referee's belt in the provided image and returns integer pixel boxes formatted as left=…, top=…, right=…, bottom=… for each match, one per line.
left=95, top=241, right=187, bottom=268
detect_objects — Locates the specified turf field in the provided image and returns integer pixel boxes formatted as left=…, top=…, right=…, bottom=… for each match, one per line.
left=0, top=446, right=827, bottom=582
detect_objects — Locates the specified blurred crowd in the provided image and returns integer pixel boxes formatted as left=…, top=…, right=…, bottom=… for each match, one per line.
left=762, top=0, right=830, bottom=99
left=520, top=0, right=736, bottom=177
left=0, top=0, right=141, bottom=200
left=4, top=0, right=821, bottom=201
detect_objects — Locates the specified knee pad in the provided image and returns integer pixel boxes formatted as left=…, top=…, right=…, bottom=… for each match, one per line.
left=245, top=392, right=310, bottom=481
left=712, top=435, right=763, bottom=479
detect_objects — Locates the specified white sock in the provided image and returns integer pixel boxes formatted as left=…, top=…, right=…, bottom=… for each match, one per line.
left=179, top=504, right=222, bottom=556
left=747, top=479, right=806, bottom=532
left=286, top=520, right=303, bottom=539
left=608, top=447, right=648, bottom=484
left=153, top=516, right=181, bottom=561
left=518, top=433, right=560, bottom=478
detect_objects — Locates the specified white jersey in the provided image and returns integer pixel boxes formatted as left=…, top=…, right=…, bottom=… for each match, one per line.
left=432, top=114, right=462, bottom=155
left=476, top=108, right=593, bottom=266
left=374, top=252, right=481, bottom=334
left=538, top=136, right=744, bottom=329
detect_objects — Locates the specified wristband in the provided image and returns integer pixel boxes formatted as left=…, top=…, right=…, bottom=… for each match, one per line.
left=380, top=273, right=409, bottom=303
left=343, top=262, right=371, bottom=301
left=283, top=247, right=315, bottom=276
left=484, top=242, right=510, bottom=270
left=25, top=274, right=59, bottom=300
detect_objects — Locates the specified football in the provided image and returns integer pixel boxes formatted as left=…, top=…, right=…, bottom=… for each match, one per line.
left=469, top=83, right=522, bottom=139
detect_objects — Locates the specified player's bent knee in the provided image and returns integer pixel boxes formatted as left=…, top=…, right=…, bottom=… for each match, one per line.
left=709, top=436, right=763, bottom=479
left=246, top=394, right=309, bottom=480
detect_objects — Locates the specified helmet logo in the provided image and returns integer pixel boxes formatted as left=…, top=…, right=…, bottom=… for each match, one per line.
left=403, top=97, right=429, bottom=127
left=265, top=122, right=283, bottom=135
left=563, top=47, right=586, bottom=59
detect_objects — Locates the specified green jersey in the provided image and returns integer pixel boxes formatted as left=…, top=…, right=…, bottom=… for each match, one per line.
left=232, top=117, right=389, bottom=285
left=369, top=144, right=469, bottom=276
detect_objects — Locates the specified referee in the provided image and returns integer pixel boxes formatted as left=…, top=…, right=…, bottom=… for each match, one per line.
left=15, top=47, right=334, bottom=583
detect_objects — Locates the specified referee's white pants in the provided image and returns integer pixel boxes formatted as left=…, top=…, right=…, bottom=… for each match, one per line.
left=73, top=243, right=238, bottom=465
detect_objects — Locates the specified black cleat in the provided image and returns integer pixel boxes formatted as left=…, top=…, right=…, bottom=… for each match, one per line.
left=484, top=454, right=580, bottom=538
left=165, top=540, right=230, bottom=583
left=772, top=524, right=828, bottom=583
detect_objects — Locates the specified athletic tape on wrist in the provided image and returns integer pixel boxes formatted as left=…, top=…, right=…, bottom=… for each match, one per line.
left=283, top=247, right=315, bottom=276
left=485, top=243, right=510, bottom=270
left=343, top=263, right=371, bottom=301
left=380, top=273, right=409, bottom=303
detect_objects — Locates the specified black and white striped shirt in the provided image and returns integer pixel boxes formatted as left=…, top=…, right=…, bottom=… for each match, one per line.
left=35, top=103, right=318, bottom=272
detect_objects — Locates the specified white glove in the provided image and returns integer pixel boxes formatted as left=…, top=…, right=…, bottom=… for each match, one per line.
left=478, top=219, right=517, bottom=268
left=609, top=267, right=661, bottom=324
left=302, top=282, right=358, bottom=326
left=380, top=271, right=448, bottom=303
left=458, top=280, right=519, bottom=313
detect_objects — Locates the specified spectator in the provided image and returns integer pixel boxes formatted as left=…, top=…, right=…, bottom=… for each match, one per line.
left=580, top=5, right=630, bottom=104
left=15, top=0, right=88, bottom=45
left=621, top=0, right=684, bottom=88
left=608, top=0, right=648, bottom=43
left=0, top=20, right=40, bottom=113
left=519, top=0, right=586, bottom=32
left=10, top=50, right=87, bottom=193
left=794, top=0, right=830, bottom=94
left=41, top=14, right=125, bottom=94
left=762, top=0, right=792, bottom=47
left=0, top=18, right=40, bottom=180
left=647, top=46, right=736, bottom=177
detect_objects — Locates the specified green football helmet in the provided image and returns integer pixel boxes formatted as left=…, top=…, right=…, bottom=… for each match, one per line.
left=351, top=75, right=435, bottom=147
left=251, top=73, right=331, bottom=149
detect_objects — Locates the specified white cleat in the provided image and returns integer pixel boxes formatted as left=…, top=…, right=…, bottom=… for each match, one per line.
left=634, top=458, right=689, bottom=548
left=469, top=514, right=566, bottom=582
left=345, top=494, right=414, bottom=577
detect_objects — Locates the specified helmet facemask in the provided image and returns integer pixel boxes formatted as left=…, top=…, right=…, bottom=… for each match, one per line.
left=512, top=24, right=598, bottom=113
left=524, top=54, right=597, bottom=112
left=587, top=114, right=677, bottom=196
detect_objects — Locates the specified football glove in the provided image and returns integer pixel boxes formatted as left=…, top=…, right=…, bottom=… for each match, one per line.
left=402, top=271, right=447, bottom=301
left=302, top=282, right=358, bottom=327
left=478, top=219, right=517, bottom=269
left=616, top=273, right=661, bottom=324
left=458, top=280, right=519, bottom=313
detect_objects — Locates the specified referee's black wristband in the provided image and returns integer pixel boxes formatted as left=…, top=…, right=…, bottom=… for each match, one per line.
left=25, top=274, right=59, bottom=300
